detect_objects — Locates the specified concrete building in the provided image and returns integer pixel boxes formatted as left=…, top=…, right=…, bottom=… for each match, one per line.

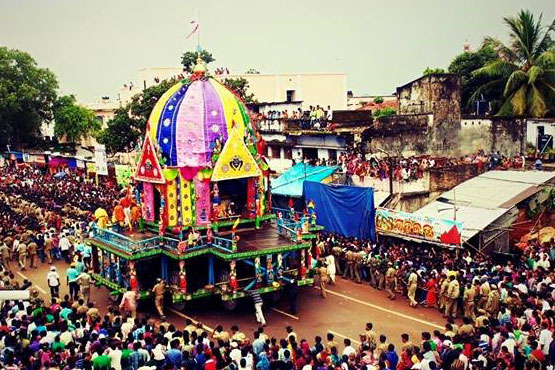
left=526, top=118, right=555, bottom=153
left=364, top=73, right=526, bottom=158
left=119, top=67, right=347, bottom=110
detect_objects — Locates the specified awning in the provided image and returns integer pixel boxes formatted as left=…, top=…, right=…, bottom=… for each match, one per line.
left=271, top=163, right=339, bottom=197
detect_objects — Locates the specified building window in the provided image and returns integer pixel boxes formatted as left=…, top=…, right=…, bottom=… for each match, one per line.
left=284, top=147, right=292, bottom=159
left=286, top=90, right=296, bottom=102
left=328, top=149, right=337, bottom=161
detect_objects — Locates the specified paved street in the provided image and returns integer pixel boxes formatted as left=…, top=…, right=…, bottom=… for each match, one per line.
left=9, top=258, right=446, bottom=349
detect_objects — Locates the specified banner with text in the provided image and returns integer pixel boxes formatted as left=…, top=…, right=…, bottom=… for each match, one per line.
left=375, top=207, right=463, bottom=246
left=94, top=144, right=108, bottom=176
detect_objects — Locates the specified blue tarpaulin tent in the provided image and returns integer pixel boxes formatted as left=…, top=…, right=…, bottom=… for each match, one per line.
left=303, top=181, right=376, bottom=241
left=271, top=163, right=339, bottom=197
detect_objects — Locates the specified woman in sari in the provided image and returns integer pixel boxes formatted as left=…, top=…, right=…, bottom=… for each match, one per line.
left=425, top=272, right=438, bottom=308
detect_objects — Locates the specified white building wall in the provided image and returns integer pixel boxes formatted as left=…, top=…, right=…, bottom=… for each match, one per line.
left=119, top=68, right=347, bottom=110
left=317, top=148, right=329, bottom=160
left=526, top=119, right=555, bottom=148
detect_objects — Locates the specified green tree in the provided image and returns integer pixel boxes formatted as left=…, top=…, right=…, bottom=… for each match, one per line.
left=373, top=107, right=396, bottom=118
left=181, top=50, right=215, bottom=73
left=223, top=77, right=256, bottom=103
left=98, top=78, right=178, bottom=153
left=448, top=46, right=501, bottom=112
left=0, top=47, right=58, bottom=147
left=97, top=106, right=141, bottom=153
left=472, top=10, right=555, bottom=117
left=423, top=67, right=445, bottom=75
left=53, top=95, right=100, bottom=147
left=373, top=96, right=384, bottom=104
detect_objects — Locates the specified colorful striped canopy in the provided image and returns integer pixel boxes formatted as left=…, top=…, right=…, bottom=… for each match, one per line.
left=147, top=77, right=255, bottom=168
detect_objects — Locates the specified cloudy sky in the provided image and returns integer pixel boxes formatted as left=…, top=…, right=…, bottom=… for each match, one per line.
left=1, top=0, right=554, bottom=102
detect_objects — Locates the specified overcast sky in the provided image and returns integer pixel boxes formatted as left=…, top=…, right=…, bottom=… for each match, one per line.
left=1, top=0, right=554, bottom=102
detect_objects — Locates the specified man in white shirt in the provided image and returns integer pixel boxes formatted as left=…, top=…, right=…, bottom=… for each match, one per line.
left=342, top=338, right=357, bottom=357
left=107, top=343, right=123, bottom=370
left=46, top=266, right=60, bottom=298
left=59, top=234, right=71, bottom=263
left=539, top=322, right=553, bottom=355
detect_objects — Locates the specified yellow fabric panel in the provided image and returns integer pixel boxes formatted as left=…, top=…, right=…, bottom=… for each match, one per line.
left=148, top=82, right=182, bottom=143
left=212, top=128, right=262, bottom=181
left=180, top=175, right=193, bottom=226
left=209, top=79, right=245, bottom=138
left=166, top=180, right=178, bottom=227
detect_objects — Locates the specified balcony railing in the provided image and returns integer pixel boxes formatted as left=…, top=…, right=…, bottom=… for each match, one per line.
left=255, top=118, right=330, bottom=132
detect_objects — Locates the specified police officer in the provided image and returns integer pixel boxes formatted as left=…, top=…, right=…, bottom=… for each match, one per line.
left=407, top=269, right=418, bottom=307
left=0, top=240, right=10, bottom=272
left=444, top=274, right=460, bottom=319
left=317, top=259, right=329, bottom=298
left=152, top=278, right=166, bottom=319
left=463, top=282, right=476, bottom=320
left=385, top=262, right=396, bottom=300
left=354, top=251, right=363, bottom=284
left=28, top=241, right=38, bottom=268
left=367, top=255, right=378, bottom=288
left=78, top=269, right=92, bottom=303
left=438, top=274, right=449, bottom=312
left=343, top=249, right=354, bottom=279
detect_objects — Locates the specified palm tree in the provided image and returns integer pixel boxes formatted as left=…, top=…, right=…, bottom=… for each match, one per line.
left=472, top=10, right=555, bottom=117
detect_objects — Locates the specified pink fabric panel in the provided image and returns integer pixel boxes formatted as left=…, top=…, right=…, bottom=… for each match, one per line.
left=142, top=182, right=155, bottom=222
left=194, top=178, right=211, bottom=225
left=175, top=83, right=207, bottom=167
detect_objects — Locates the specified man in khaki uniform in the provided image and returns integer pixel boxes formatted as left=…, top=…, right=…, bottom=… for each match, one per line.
left=365, top=323, right=377, bottom=351
left=354, top=252, right=363, bottom=284
left=478, top=278, right=490, bottom=310
left=44, top=235, right=53, bottom=264
left=78, top=270, right=92, bottom=303
left=152, top=278, right=166, bottom=318
left=407, top=270, right=418, bottom=307
left=385, top=263, right=396, bottom=300
left=28, top=241, right=38, bottom=268
left=438, top=275, right=449, bottom=311
left=343, top=250, right=354, bottom=279
left=0, top=241, right=10, bottom=271
left=463, top=282, right=477, bottom=319
left=17, top=242, right=27, bottom=271
left=444, top=275, right=460, bottom=319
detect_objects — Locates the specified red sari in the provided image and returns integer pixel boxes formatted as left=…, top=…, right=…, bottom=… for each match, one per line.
left=425, top=277, right=438, bottom=307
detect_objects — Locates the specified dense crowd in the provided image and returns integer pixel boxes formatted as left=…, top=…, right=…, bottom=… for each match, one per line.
left=254, top=105, right=333, bottom=131
left=303, top=150, right=527, bottom=183
left=313, top=231, right=555, bottom=369
left=1, top=165, right=555, bottom=370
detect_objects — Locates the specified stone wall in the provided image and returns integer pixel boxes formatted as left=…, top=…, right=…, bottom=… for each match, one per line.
left=429, top=163, right=487, bottom=192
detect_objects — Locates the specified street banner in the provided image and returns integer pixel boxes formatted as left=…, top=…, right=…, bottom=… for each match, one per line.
left=94, top=144, right=108, bottom=176
left=375, top=207, right=463, bottom=246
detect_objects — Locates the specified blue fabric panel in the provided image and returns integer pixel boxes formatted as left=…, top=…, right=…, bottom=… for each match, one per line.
left=303, top=181, right=376, bottom=241
left=157, top=83, right=189, bottom=166
left=271, top=163, right=339, bottom=197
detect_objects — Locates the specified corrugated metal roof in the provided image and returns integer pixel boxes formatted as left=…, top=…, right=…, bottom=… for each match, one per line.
left=414, top=170, right=554, bottom=241
left=437, top=170, right=555, bottom=209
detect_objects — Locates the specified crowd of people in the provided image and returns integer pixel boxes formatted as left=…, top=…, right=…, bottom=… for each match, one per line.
left=296, top=150, right=528, bottom=183
left=311, top=231, right=555, bottom=369
left=254, top=105, right=333, bottom=131
left=1, top=165, right=555, bottom=370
